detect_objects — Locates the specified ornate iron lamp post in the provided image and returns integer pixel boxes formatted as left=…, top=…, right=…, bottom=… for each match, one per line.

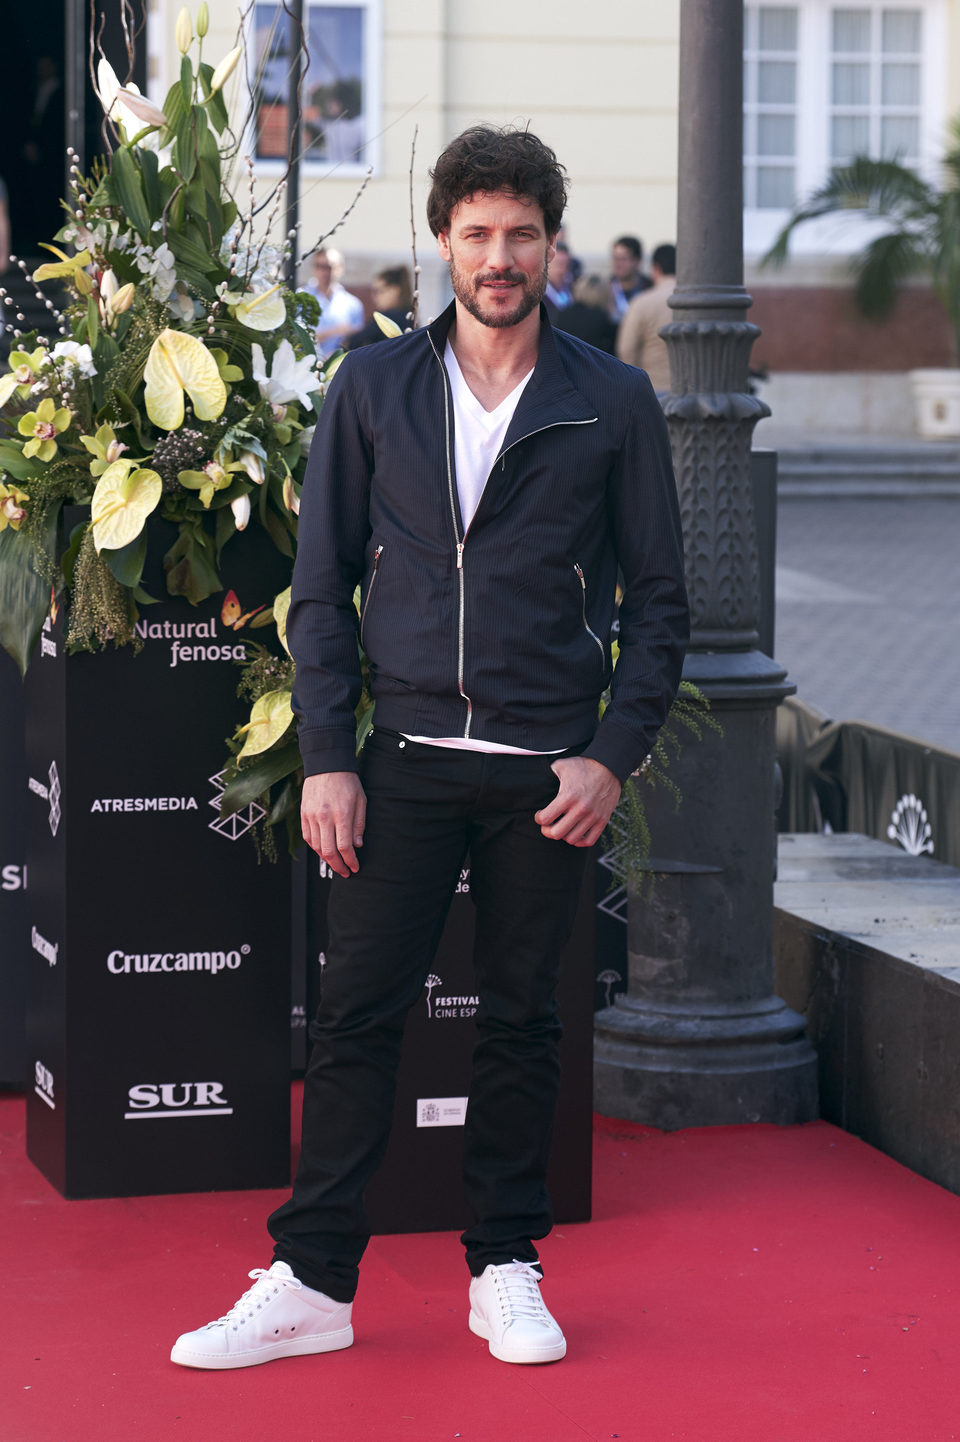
left=594, top=0, right=817, bottom=1127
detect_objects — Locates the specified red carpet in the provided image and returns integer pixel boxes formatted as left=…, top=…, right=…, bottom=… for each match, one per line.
left=4, top=1085, right=960, bottom=1442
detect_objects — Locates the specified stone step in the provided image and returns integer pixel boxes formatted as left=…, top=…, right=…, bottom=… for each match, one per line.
left=773, top=443, right=960, bottom=496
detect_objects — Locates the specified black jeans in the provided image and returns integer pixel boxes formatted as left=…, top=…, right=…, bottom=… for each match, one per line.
left=268, top=728, right=589, bottom=1302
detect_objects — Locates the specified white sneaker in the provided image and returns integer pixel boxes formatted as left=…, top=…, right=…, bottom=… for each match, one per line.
left=170, top=1261, right=354, bottom=1370
left=468, top=1260, right=567, bottom=1364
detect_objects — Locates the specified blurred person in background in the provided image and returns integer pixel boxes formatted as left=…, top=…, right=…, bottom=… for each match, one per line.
left=307, top=247, right=365, bottom=359
left=616, top=243, right=677, bottom=395
left=552, top=274, right=617, bottom=354
left=347, top=265, right=414, bottom=348
left=609, top=235, right=650, bottom=321
left=543, top=240, right=574, bottom=314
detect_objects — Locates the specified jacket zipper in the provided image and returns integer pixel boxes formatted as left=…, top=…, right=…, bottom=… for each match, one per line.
left=574, top=563, right=605, bottom=664
left=429, top=331, right=599, bottom=737
left=359, top=544, right=383, bottom=649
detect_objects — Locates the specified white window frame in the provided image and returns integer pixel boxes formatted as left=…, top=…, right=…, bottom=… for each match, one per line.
left=245, top=0, right=382, bottom=179
left=744, top=0, right=946, bottom=260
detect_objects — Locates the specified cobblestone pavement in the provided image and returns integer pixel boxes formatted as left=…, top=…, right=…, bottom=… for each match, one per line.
left=775, top=495, right=960, bottom=754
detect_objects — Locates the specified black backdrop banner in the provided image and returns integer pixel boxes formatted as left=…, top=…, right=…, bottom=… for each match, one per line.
left=0, top=650, right=27, bottom=1085
left=24, top=526, right=294, bottom=1198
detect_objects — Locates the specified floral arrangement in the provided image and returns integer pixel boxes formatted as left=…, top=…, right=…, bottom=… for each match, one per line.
left=0, top=5, right=337, bottom=674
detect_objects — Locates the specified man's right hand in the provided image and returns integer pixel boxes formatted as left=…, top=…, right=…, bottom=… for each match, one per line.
left=301, top=772, right=367, bottom=877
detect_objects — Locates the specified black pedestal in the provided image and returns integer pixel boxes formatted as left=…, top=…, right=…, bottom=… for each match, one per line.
left=23, top=531, right=294, bottom=1197
left=0, top=650, right=27, bottom=1085
left=302, top=853, right=596, bottom=1234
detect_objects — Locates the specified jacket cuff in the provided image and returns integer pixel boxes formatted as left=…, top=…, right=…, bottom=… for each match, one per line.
left=581, top=718, right=652, bottom=786
left=298, top=728, right=361, bottom=778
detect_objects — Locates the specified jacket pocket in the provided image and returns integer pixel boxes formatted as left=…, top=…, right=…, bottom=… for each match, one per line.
left=574, top=562, right=605, bottom=666
left=359, top=543, right=384, bottom=650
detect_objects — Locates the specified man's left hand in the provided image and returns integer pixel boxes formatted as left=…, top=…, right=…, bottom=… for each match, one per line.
left=534, top=756, right=621, bottom=848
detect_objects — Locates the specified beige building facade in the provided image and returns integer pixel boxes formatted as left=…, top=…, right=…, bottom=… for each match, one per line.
left=146, top=0, right=960, bottom=432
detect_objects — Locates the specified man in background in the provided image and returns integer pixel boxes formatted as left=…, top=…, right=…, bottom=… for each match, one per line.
left=609, top=234, right=651, bottom=321
left=306, top=247, right=364, bottom=359
left=616, top=243, right=677, bottom=395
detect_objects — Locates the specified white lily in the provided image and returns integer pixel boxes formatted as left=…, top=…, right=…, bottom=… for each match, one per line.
left=97, top=58, right=169, bottom=151
left=230, top=494, right=251, bottom=531
left=251, top=340, right=320, bottom=408
left=238, top=451, right=265, bottom=485
left=282, top=475, right=300, bottom=515
left=210, top=45, right=242, bottom=93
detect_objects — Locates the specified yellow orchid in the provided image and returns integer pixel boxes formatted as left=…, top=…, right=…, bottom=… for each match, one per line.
left=33, top=245, right=93, bottom=286
left=79, top=423, right=130, bottom=477
left=237, top=689, right=294, bottom=760
left=273, top=586, right=292, bottom=657
left=0, top=347, right=48, bottom=405
left=232, top=284, right=287, bottom=333
left=90, top=460, right=163, bottom=552
left=18, top=398, right=72, bottom=462
left=177, top=447, right=245, bottom=507
left=0, top=483, right=28, bottom=532
left=143, top=329, right=227, bottom=430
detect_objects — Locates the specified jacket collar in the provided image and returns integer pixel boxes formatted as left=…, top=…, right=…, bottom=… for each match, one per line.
left=427, top=301, right=598, bottom=446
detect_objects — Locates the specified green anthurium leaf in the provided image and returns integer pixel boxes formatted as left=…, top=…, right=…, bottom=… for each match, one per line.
left=220, top=741, right=302, bottom=818
left=61, top=521, right=86, bottom=589
left=139, top=145, right=161, bottom=217
left=102, top=526, right=148, bottom=589
left=111, top=146, right=153, bottom=238
left=267, top=774, right=301, bottom=827
left=0, top=507, right=58, bottom=675
left=0, top=440, right=41, bottom=482
left=133, top=584, right=161, bottom=605
left=162, top=522, right=222, bottom=604
left=355, top=702, right=374, bottom=754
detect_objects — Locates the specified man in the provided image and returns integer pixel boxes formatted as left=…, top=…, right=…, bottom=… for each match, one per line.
left=543, top=239, right=574, bottom=313
left=305, top=247, right=364, bottom=359
left=171, top=125, right=688, bottom=1372
left=609, top=234, right=651, bottom=321
left=616, top=243, right=677, bottom=395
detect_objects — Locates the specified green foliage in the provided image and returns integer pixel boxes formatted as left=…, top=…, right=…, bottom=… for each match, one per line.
left=602, top=681, right=722, bottom=892
left=763, top=118, right=960, bottom=360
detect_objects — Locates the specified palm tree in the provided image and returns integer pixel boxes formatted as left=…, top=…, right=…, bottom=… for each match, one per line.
left=763, top=119, right=960, bottom=363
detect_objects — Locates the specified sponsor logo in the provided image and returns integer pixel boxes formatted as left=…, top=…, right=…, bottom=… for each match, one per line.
left=41, top=613, right=57, bottom=659
left=417, top=1096, right=469, bottom=1128
left=291, top=1004, right=307, bottom=1029
left=2, top=863, right=26, bottom=891
left=34, top=1060, right=55, bottom=1110
left=90, top=796, right=199, bottom=814
left=28, top=761, right=61, bottom=836
left=31, top=927, right=58, bottom=967
left=133, top=617, right=247, bottom=669
left=455, top=867, right=470, bottom=894
left=424, top=973, right=478, bottom=1020
left=888, top=793, right=934, bottom=857
left=124, top=1081, right=233, bottom=1120
left=107, top=944, right=250, bottom=975
left=208, top=769, right=265, bottom=841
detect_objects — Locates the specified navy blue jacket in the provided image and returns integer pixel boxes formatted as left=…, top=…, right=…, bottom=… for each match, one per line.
left=288, top=301, right=689, bottom=783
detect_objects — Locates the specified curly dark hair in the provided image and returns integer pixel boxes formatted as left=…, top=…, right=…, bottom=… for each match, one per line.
left=426, top=125, right=568, bottom=238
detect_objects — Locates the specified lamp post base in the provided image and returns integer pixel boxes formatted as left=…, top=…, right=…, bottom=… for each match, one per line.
left=594, top=994, right=818, bottom=1128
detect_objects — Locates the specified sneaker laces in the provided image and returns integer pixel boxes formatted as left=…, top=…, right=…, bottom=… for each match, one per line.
left=493, top=1261, right=549, bottom=1325
left=214, top=1266, right=303, bottom=1329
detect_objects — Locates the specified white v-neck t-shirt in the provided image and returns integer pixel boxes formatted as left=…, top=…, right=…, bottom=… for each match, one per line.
left=443, top=339, right=533, bottom=531
left=400, top=341, right=562, bottom=756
